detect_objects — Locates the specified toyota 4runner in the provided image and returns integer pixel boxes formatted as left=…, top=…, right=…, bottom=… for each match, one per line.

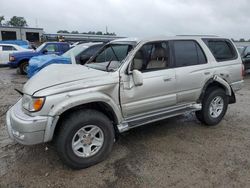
left=6, top=36, right=244, bottom=169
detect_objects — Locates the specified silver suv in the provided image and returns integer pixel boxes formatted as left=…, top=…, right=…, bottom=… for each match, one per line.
left=6, top=36, right=244, bottom=169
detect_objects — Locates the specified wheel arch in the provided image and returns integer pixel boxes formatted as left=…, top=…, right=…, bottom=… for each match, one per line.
left=198, top=76, right=236, bottom=104
left=18, top=58, right=30, bottom=66
left=44, top=94, right=123, bottom=142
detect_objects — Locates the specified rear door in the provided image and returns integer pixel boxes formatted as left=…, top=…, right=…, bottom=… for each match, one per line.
left=171, top=40, right=211, bottom=104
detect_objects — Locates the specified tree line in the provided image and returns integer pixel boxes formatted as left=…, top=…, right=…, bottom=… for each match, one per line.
left=57, top=30, right=116, bottom=36
left=0, top=16, right=28, bottom=27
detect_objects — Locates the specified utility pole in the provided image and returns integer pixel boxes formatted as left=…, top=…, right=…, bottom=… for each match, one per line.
left=106, top=26, right=108, bottom=34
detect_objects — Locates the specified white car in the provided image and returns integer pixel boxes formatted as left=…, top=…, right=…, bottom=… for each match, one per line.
left=0, top=44, right=32, bottom=65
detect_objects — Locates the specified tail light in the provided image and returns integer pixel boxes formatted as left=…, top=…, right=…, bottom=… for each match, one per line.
left=241, top=63, right=245, bottom=78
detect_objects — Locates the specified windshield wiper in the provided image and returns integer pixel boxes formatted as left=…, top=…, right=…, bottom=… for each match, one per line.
left=106, top=46, right=119, bottom=72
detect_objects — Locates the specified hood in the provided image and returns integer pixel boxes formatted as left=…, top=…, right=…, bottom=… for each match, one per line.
left=23, top=64, right=115, bottom=96
left=12, top=50, right=39, bottom=58
left=27, top=54, right=70, bottom=78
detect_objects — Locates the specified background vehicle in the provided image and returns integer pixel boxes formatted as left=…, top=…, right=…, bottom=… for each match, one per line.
left=237, top=45, right=250, bottom=71
left=0, top=43, right=32, bottom=65
left=6, top=36, right=243, bottom=169
left=0, top=40, right=30, bottom=49
left=8, top=42, right=70, bottom=74
left=27, top=42, right=104, bottom=78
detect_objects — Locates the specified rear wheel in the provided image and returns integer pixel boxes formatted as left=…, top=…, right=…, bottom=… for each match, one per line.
left=55, top=109, right=115, bottom=169
left=196, top=88, right=228, bottom=126
left=19, top=61, right=29, bottom=75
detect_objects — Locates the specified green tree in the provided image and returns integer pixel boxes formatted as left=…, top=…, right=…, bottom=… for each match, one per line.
left=239, top=38, right=245, bottom=42
left=88, top=31, right=96, bottom=35
left=71, top=31, right=79, bottom=34
left=7, top=16, right=27, bottom=27
left=0, top=16, right=4, bottom=25
left=96, top=31, right=103, bottom=35
left=57, top=30, right=70, bottom=33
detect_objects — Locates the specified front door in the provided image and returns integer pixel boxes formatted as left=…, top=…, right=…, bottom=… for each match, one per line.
left=120, top=41, right=177, bottom=118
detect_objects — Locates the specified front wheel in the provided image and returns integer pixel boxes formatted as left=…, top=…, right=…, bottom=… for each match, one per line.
left=55, top=109, right=115, bottom=169
left=196, top=88, right=228, bottom=126
left=19, top=61, right=28, bottom=75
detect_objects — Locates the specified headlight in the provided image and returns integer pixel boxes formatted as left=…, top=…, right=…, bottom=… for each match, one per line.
left=9, top=55, right=15, bottom=61
left=22, top=95, right=45, bottom=112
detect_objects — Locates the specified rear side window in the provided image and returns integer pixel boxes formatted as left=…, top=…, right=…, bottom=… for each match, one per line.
left=2, top=45, right=16, bottom=51
left=173, top=40, right=207, bottom=67
left=203, top=39, right=237, bottom=62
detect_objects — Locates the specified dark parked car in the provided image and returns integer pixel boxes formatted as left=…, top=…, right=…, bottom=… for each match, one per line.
left=27, top=42, right=104, bottom=78
left=237, top=46, right=250, bottom=71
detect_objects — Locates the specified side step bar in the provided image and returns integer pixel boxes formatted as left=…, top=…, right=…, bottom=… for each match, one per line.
left=117, top=103, right=201, bottom=133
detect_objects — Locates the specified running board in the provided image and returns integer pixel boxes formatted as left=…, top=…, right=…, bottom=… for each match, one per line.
left=117, top=103, right=201, bottom=132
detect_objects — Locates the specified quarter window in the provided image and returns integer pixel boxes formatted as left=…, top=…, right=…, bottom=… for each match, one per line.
left=173, top=40, right=207, bottom=67
left=203, top=39, right=237, bottom=61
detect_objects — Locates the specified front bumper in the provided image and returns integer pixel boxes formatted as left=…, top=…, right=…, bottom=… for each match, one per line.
left=8, top=61, right=18, bottom=68
left=6, top=99, right=49, bottom=145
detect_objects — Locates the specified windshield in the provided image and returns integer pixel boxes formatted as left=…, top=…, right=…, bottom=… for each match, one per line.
left=62, top=45, right=88, bottom=58
left=86, top=43, right=135, bottom=71
left=36, top=43, right=46, bottom=52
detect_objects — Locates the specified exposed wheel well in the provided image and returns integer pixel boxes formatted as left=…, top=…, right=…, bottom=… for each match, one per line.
left=18, top=59, right=29, bottom=66
left=54, top=102, right=120, bottom=139
left=198, top=81, right=236, bottom=104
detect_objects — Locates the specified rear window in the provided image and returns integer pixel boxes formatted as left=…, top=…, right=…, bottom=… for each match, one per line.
left=203, top=39, right=237, bottom=62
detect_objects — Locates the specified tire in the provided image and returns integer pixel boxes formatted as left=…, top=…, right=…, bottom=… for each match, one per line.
left=196, top=88, right=228, bottom=126
left=19, top=61, right=28, bottom=75
left=55, top=109, right=115, bottom=169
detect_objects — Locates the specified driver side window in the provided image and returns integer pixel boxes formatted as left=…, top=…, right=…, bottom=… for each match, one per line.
left=44, top=44, right=58, bottom=52
left=131, top=41, right=170, bottom=72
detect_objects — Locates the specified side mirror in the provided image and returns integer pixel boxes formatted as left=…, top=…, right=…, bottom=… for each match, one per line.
left=132, top=70, right=143, bottom=86
left=42, top=49, right=48, bottom=54
left=244, top=52, right=250, bottom=58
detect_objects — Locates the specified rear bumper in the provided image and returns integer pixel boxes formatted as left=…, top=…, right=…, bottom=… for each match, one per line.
left=6, top=99, right=48, bottom=145
left=231, top=80, right=244, bottom=92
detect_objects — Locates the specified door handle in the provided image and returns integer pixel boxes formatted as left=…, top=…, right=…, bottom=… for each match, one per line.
left=163, top=78, right=172, bottom=82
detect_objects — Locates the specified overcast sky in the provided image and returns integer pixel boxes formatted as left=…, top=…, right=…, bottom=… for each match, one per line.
left=1, top=0, right=249, bottom=39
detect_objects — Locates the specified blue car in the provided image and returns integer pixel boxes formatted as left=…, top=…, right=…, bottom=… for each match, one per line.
left=8, top=42, right=70, bottom=75
left=27, top=42, right=104, bottom=78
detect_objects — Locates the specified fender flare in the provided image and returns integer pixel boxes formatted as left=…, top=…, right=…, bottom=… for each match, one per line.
left=44, top=92, right=123, bottom=142
left=198, top=75, right=232, bottom=103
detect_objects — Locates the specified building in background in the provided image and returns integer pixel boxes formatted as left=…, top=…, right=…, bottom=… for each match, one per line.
left=0, top=26, right=44, bottom=43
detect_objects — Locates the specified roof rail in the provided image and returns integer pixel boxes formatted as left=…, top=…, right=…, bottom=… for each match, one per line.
left=176, top=35, right=219, bottom=37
